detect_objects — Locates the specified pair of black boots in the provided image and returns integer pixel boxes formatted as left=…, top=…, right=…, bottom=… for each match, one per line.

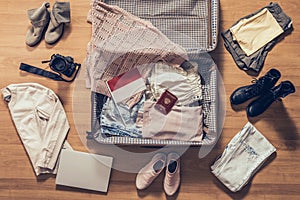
left=230, top=69, right=295, bottom=117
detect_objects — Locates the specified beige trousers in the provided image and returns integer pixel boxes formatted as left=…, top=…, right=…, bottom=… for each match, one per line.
left=2, top=83, right=70, bottom=176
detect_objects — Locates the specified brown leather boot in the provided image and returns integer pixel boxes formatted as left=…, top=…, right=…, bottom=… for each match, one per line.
left=45, top=2, right=70, bottom=44
left=26, top=2, right=50, bottom=46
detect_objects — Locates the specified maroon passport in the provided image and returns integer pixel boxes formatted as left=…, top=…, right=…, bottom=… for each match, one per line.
left=154, top=90, right=178, bottom=115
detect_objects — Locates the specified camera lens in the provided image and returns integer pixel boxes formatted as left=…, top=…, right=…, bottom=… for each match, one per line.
left=51, top=57, right=67, bottom=72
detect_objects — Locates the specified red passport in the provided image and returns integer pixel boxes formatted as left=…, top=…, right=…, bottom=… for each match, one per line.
left=154, top=90, right=178, bottom=115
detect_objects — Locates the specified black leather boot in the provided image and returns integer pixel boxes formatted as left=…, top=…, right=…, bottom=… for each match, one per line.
left=230, top=69, right=281, bottom=105
left=247, top=81, right=296, bottom=117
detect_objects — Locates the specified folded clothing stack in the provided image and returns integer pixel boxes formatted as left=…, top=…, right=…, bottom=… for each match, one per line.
left=222, top=2, right=292, bottom=73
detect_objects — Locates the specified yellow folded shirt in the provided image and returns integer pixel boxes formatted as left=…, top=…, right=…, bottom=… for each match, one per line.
left=230, top=8, right=284, bottom=56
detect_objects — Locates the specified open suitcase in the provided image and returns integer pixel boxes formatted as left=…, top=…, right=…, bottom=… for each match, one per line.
left=86, top=0, right=221, bottom=146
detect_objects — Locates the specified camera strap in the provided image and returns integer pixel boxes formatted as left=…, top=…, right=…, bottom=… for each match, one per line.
left=20, top=63, right=66, bottom=81
left=20, top=62, right=80, bottom=82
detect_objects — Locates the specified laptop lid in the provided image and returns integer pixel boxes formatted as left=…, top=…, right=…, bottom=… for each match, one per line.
left=56, top=149, right=113, bottom=192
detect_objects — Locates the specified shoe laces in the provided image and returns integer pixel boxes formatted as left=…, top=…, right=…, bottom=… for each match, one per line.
left=248, top=77, right=266, bottom=95
left=255, top=86, right=283, bottom=104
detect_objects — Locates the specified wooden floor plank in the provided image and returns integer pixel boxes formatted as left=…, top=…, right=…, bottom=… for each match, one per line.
left=0, top=0, right=299, bottom=199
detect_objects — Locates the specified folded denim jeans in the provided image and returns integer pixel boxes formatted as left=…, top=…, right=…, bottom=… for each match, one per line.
left=211, top=122, right=276, bottom=192
left=100, top=93, right=145, bottom=138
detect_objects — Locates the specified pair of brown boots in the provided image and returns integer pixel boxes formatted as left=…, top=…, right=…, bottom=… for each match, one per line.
left=26, top=2, right=70, bottom=46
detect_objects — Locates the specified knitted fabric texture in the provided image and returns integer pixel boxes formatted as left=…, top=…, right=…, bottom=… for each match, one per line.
left=85, top=0, right=188, bottom=95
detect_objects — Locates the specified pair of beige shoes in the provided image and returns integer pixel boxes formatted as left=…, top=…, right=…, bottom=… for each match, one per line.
left=26, top=2, right=70, bottom=46
left=136, top=152, right=181, bottom=196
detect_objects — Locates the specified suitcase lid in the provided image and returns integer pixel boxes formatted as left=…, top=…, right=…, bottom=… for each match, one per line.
left=103, top=0, right=219, bottom=52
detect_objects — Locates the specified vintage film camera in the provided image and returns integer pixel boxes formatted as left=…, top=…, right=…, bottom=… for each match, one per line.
left=43, top=54, right=80, bottom=79
left=20, top=53, right=81, bottom=82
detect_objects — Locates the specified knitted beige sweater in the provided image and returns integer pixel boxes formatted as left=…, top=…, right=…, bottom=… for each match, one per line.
left=85, top=0, right=188, bottom=95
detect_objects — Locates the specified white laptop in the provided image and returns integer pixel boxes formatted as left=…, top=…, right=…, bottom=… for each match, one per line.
left=56, top=149, right=113, bottom=193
